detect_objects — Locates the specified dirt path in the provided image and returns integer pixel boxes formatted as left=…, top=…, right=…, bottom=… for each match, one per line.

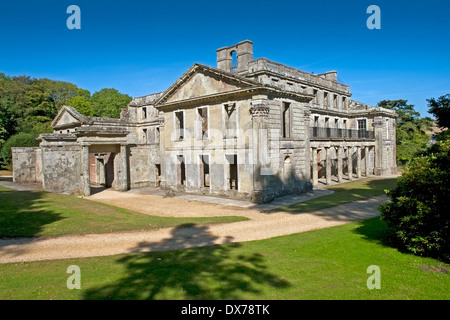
left=0, top=187, right=387, bottom=264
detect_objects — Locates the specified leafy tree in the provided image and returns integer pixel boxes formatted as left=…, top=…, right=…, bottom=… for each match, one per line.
left=427, top=94, right=450, bottom=129
left=379, top=139, right=450, bottom=262
left=90, top=88, right=132, bottom=118
left=65, top=89, right=94, bottom=116
left=0, top=72, right=132, bottom=156
left=377, top=99, right=432, bottom=165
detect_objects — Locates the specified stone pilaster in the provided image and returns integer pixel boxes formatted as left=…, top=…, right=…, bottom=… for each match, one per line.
left=81, top=145, right=90, bottom=196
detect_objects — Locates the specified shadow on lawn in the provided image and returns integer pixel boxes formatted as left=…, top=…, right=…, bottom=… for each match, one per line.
left=0, top=188, right=64, bottom=237
left=353, top=216, right=411, bottom=256
left=83, top=224, right=291, bottom=300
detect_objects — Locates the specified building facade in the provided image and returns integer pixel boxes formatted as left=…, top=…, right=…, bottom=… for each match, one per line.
left=12, top=41, right=397, bottom=203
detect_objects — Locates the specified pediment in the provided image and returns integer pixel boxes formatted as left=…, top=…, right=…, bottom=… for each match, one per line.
left=155, top=64, right=260, bottom=107
left=51, top=105, right=85, bottom=129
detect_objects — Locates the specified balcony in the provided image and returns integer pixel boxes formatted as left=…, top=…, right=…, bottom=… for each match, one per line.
left=311, top=127, right=375, bottom=140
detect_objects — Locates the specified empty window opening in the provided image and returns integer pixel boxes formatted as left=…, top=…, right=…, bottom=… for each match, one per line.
left=342, top=97, right=347, bottom=109
left=283, top=156, right=293, bottom=189
left=197, top=107, right=208, bottom=139
left=224, top=103, right=237, bottom=138
left=282, top=102, right=291, bottom=138
left=333, top=94, right=338, bottom=108
left=155, top=164, right=161, bottom=186
left=155, top=127, right=160, bottom=144
left=313, top=89, right=319, bottom=103
left=325, top=117, right=330, bottom=137
left=142, top=107, right=147, bottom=119
left=142, top=128, right=148, bottom=143
left=324, top=92, right=329, bottom=107
left=231, top=51, right=237, bottom=73
left=312, top=115, right=319, bottom=137
left=200, top=155, right=210, bottom=188
left=177, top=155, right=186, bottom=186
left=175, top=111, right=184, bottom=140
left=226, top=154, right=238, bottom=190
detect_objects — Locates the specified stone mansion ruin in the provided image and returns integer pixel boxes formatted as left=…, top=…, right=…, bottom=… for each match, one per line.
left=12, top=41, right=397, bottom=203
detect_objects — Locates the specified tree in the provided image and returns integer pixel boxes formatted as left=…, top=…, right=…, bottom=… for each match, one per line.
left=377, top=99, right=432, bottom=165
left=90, top=88, right=132, bottom=118
left=427, top=94, right=450, bottom=129
left=65, top=89, right=94, bottom=116
left=379, top=139, right=450, bottom=262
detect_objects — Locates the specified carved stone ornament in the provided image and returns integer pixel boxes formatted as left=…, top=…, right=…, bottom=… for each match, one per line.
left=250, top=100, right=270, bottom=117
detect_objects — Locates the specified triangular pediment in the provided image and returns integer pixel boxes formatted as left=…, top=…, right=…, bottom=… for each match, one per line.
left=51, top=105, right=86, bottom=129
left=154, top=64, right=260, bottom=107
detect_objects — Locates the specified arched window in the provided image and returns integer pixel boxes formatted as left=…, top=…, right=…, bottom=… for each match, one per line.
left=230, top=50, right=237, bottom=72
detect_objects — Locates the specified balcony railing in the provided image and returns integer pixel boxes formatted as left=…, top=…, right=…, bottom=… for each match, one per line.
left=311, top=127, right=375, bottom=140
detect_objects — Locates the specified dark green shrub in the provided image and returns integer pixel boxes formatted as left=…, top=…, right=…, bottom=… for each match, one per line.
left=379, top=139, right=450, bottom=262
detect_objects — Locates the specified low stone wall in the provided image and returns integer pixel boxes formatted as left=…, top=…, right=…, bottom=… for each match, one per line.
left=12, top=147, right=42, bottom=184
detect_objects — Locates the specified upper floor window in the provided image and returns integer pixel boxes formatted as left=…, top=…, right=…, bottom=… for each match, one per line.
left=142, top=107, right=147, bottom=119
left=358, top=119, right=368, bottom=138
left=281, top=102, right=291, bottom=138
left=174, top=110, right=184, bottom=140
left=197, top=107, right=209, bottom=140
left=224, top=103, right=237, bottom=139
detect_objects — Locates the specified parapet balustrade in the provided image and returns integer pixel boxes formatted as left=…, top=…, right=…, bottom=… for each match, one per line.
left=310, top=127, right=375, bottom=140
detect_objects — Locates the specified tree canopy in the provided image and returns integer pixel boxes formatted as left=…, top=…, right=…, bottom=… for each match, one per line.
left=377, top=99, right=433, bottom=165
left=427, top=94, right=450, bottom=129
left=0, top=72, right=132, bottom=168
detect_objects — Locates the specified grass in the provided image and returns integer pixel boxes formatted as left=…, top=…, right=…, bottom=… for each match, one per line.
left=274, top=177, right=398, bottom=213
left=0, top=185, right=247, bottom=237
left=0, top=217, right=448, bottom=300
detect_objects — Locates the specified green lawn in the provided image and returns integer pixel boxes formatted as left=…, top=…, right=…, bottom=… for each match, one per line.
left=0, top=217, right=448, bottom=300
left=0, top=185, right=247, bottom=237
left=274, top=177, right=398, bottom=213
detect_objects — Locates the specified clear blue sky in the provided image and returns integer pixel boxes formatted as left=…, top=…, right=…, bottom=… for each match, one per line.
left=1, top=0, right=449, bottom=118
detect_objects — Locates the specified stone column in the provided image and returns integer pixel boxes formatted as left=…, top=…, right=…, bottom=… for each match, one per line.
left=249, top=99, right=272, bottom=203
left=356, top=146, right=362, bottom=178
left=311, top=147, right=318, bottom=187
left=337, top=146, right=343, bottom=182
left=115, top=144, right=129, bottom=191
left=365, top=146, right=370, bottom=176
left=373, top=117, right=384, bottom=176
left=325, top=146, right=331, bottom=185
left=347, top=146, right=353, bottom=180
left=81, top=145, right=90, bottom=196
left=158, top=112, right=167, bottom=189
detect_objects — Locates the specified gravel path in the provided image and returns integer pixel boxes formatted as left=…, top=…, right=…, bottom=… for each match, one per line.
left=0, top=188, right=387, bottom=264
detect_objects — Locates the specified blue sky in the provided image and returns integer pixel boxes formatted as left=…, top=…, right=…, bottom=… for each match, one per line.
left=1, top=0, right=449, bottom=117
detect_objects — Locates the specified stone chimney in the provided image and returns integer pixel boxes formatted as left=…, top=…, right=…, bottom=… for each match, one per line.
left=216, top=40, right=253, bottom=73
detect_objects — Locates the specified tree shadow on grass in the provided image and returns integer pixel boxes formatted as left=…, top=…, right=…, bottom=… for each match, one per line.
left=0, top=188, right=64, bottom=237
left=83, top=224, right=291, bottom=300
left=352, top=216, right=408, bottom=254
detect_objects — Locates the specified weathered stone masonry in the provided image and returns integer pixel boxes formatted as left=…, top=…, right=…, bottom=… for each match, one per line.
left=12, top=41, right=397, bottom=203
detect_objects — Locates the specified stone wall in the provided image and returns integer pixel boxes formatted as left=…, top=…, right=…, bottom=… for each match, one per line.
left=12, top=147, right=42, bottom=183
left=41, top=145, right=83, bottom=195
